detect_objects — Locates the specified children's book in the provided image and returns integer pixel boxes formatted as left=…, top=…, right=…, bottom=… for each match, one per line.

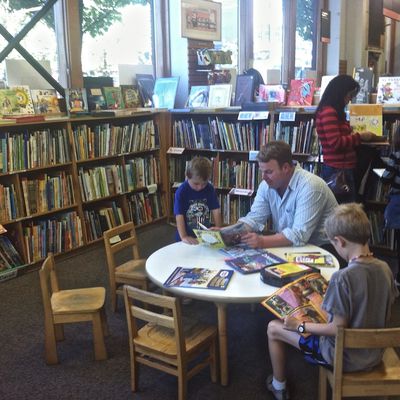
left=376, top=76, right=400, bottom=104
left=208, top=84, right=232, bottom=108
left=103, top=87, right=125, bottom=110
left=261, top=272, right=329, bottom=331
left=0, top=89, right=21, bottom=115
left=10, top=85, right=35, bottom=114
left=264, top=262, right=316, bottom=278
left=186, top=85, right=210, bottom=108
left=349, top=104, right=383, bottom=136
left=87, top=88, right=107, bottom=111
left=164, top=266, right=233, bottom=290
left=286, top=79, right=315, bottom=106
left=225, top=251, right=285, bottom=274
left=121, top=85, right=142, bottom=108
left=136, top=74, right=155, bottom=108
left=234, top=75, right=255, bottom=106
left=152, top=77, right=179, bottom=109
left=352, top=67, right=373, bottom=104
left=284, top=252, right=335, bottom=268
left=30, top=89, right=61, bottom=114
left=65, top=88, right=89, bottom=114
left=193, top=229, right=225, bottom=248
left=258, top=84, right=286, bottom=103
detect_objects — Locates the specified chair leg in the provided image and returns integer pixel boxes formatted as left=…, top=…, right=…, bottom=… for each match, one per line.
left=210, top=338, right=218, bottom=383
left=92, top=312, right=107, bottom=361
left=177, top=369, right=188, bottom=400
left=111, top=289, right=118, bottom=312
left=100, top=307, right=109, bottom=337
left=54, top=323, right=65, bottom=341
left=318, top=367, right=327, bottom=400
left=130, top=349, right=138, bottom=392
left=44, top=321, right=58, bottom=365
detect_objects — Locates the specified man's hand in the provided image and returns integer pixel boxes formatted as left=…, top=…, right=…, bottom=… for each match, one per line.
left=181, top=236, right=198, bottom=245
left=241, top=232, right=262, bottom=248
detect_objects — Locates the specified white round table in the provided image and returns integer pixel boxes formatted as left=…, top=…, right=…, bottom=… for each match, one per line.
left=146, top=241, right=339, bottom=385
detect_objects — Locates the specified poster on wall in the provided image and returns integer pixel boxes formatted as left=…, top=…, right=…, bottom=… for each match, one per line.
left=181, top=0, right=222, bottom=41
left=320, top=10, right=331, bottom=43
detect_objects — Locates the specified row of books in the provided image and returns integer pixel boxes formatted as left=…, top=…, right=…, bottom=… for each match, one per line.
left=0, top=129, right=70, bottom=173
left=0, top=236, right=24, bottom=272
left=84, top=202, right=125, bottom=241
left=72, top=120, right=158, bottom=160
left=367, top=210, right=397, bottom=250
left=172, top=118, right=271, bottom=151
left=218, top=193, right=252, bottom=225
left=128, top=191, right=164, bottom=226
left=0, top=183, right=19, bottom=222
left=21, top=172, right=75, bottom=216
left=125, top=156, right=160, bottom=191
left=23, top=211, right=83, bottom=263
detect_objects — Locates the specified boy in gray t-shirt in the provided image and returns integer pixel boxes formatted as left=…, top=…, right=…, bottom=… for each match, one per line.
left=266, top=203, right=398, bottom=400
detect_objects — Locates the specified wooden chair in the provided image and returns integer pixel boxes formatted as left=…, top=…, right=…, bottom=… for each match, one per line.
left=319, top=326, right=400, bottom=399
left=123, top=285, right=218, bottom=400
left=103, top=222, right=148, bottom=311
left=39, top=253, right=108, bottom=364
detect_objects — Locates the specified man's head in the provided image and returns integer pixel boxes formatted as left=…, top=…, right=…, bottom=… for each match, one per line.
left=256, top=141, right=294, bottom=191
left=186, top=156, right=212, bottom=191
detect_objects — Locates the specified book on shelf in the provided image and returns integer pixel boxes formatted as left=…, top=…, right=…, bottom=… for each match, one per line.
left=352, top=67, right=373, bottom=104
left=258, top=84, right=286, bottom=103
left=103, top=86, right=125, bottom=110
left=136, top=73, right=155, bottom=108
left=225, top=251, right=285, bottom=274
left=260, top=272, right=329, bottom=329
left=208, top=84, right=232, bottom=108
left=65, top=88, right=89, bottom=114
left=376, top=76, right=400, bottom=104
left=2, top=114, right=45, bottom=123
left=234, top=74, right=255, bottom=106
left=186, top=85, right=209, bottom=108
left=10, top=85, right=35, bottom=114
left=284, top=252, right=335, bottom=268
left=286, top=79, right=316, bottom=106
left=0, top=89, right=21, bottom=115
left=30, top=89, right=61, bottom=114
left=121, top=85, right=142, bottom=108
left=163, top=266, right=233, bottom=290
left=87, top=88, right=107, bottom=111
left=349, top=104, right=383, bottom=136
left=152, top=77, right=179, bottom=109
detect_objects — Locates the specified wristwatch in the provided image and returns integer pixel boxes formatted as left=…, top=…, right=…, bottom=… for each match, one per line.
left=297, top=321, right=306, bottom=334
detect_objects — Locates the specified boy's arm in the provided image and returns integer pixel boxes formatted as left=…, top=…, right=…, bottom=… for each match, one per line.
left=284, top=313, right=348, bottom=337
left=211, top=208, right=222, bottom=228
left=176, top=214, right=198, bottom=245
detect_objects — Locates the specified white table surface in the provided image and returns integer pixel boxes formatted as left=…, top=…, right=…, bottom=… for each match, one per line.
left=146, top=241, right=339, bottom=303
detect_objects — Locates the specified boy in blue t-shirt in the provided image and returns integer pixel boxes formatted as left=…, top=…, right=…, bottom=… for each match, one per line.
left=174, top=156, right=222, bottom=244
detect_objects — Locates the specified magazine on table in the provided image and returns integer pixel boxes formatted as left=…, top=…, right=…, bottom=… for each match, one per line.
left=163, top=266, right=233, bottom=290
left=261, top=272, right=329, bottom=330
left=284, top=252, right=335, bottom=268
left=225, top=251, right=285, bottom=274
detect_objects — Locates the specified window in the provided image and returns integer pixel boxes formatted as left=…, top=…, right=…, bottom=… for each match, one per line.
left=81, top=0, right=154, bottom=85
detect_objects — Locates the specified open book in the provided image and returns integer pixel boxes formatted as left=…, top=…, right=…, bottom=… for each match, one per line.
left=164, top=267, right=233, bottom=290
left=261, top=273, right=329, bottom=329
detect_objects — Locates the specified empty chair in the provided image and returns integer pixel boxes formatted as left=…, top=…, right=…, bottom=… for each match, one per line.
left=39, top=253, right=108, bottom=364
left=319, top=326, right=400, bottom=399
left=123, top=285, right=218, bottom=400
left=103, top=222, right=148, bottom=311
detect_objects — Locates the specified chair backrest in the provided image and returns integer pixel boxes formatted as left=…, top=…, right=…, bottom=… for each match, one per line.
left=123, top=285, right=185, bottom=360
left=103, top=222, right=140, bottom=272
left=39, top=253, right=59, bottom=320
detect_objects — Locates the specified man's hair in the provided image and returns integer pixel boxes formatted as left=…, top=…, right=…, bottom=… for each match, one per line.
left=186, top=156, right=212, bottom=181
left=256, top=141, right=293, bottom=167
left=324, top=203, right=371, bottom=245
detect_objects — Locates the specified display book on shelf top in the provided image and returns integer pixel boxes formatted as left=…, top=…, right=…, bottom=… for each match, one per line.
left=0, top=111, right=168, bottom=280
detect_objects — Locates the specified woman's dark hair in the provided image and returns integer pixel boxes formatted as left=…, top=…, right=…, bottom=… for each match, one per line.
left=316, top=74, right=360, bottom=121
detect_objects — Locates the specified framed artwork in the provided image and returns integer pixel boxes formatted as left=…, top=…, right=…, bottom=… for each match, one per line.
left=208, top=84, right=232, bottom=108
left=181, top=0, right=222, bottom=41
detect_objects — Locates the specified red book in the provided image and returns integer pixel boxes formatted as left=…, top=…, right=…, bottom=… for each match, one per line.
left=287, top=79, right=316, bottom=106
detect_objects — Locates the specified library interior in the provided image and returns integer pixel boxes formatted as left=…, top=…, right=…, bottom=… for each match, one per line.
left=1, top=1, right=400, bottom=400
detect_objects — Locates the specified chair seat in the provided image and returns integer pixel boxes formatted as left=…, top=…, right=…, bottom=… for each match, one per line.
left=134, top=317, right=217, bottom=357
left=51, top=287, right=106, bottom=314
left=115, top=259, right=147, bottom=280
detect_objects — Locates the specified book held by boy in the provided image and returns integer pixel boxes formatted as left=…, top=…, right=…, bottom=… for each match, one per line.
left=163, top=266, right=233, bottom=290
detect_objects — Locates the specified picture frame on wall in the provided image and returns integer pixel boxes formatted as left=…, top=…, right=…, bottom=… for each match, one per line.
left=181, top=0, right=222, bottom=41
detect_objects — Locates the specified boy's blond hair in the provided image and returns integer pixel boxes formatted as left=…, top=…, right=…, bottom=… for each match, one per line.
left=186, top=156, right=212, bottom=181
left=324, top=203, right=370, bottom=245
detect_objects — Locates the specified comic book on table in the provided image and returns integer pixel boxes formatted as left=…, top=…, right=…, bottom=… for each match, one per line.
left=261, top=272, right=329, bottom=329
left=225, top=251, right=285, bottom=274
left=163, top=266, right=233, bottom=290
left=284, top=252, right=335, bottom=268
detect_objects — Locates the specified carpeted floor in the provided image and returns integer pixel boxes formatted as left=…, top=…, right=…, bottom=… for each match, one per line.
left=0, top=223, right=399, bottom=400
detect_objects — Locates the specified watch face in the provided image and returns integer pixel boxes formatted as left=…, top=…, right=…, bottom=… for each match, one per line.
left=298, top=323, right=305, bottom=333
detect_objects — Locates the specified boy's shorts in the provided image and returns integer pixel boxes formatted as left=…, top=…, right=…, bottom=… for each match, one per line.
left=299, top=335, right=332, bottom=370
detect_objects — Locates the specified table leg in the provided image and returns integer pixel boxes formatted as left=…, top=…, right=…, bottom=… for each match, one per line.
left=216, top=302, right=228, bottom=386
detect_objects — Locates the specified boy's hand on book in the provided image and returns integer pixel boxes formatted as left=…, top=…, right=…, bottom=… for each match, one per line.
left=182, top=236, right=198, bottom=245
left=209, top=226, right=221, bottom=231
left=241, top=232, right=262, bottom=248
left=283, top=316, right=300, bottom=332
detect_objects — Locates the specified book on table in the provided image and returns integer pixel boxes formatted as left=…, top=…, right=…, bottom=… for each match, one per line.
left=164, top=266, right=233, bottom=290
left=284, top=252, right=335, bottom=268
left=225, top=251, right=285, bottom=274
left=261, top=272, right=329, bottom=332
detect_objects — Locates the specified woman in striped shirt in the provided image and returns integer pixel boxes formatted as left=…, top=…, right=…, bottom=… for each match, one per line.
left=316, top=74, right=375, bottom=202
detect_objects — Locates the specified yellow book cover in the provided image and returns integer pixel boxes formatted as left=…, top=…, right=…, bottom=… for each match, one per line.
left=265, top=262, right=313, bottom=278
left=349, top=104, right=383, bottom=136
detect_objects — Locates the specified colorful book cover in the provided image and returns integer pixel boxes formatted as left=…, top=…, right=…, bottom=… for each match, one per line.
left=225, top=251, right=284, bottom=274
left=30, top=89, right=60, bottom=114
left=0, top=89, right=21, bottom=115
left=10, top=86, right=35, bottom=114
left=87, top=88, right=107, bottom=111
left=208, top=84, right=232, bottom=108
left=186, top=85, right=209, bottom=108
left=376, top=76, right=400, bottom=104
left=285, top=252, right=335, bottom=267
left=263, top=262, right=314, bottom=278
left=258, top=84, right=286, bottom=103
left=349, top=104, right=383, bottom=136
left=136, top=74, right=155, bottom=108
left=152, top=77, right=179, bottom=109
left=164, top=266, right=233, bottom=290
left=352, top=67, right=373, bottom=104
left=234, top=75, right=255, bottom=106
left=121, top=85, right=142, bottom=108
left=287, top=79, right=315, bottom=106
left=65, top=88, right=89, bottom=113
left=193, top=229, right=225, bottom=248
left=103, top=87, right=125, bottom=110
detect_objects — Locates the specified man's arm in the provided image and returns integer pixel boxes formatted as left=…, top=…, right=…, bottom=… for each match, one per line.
left=241, top=232, right=292, bottom=248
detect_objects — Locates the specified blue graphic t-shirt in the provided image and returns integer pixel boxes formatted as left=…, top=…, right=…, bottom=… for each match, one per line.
left=173, top=180, right=220, bottom=241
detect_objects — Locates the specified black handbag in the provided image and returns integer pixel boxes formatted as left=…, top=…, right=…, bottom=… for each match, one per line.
left=326, top=169, right=351, bottom=195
